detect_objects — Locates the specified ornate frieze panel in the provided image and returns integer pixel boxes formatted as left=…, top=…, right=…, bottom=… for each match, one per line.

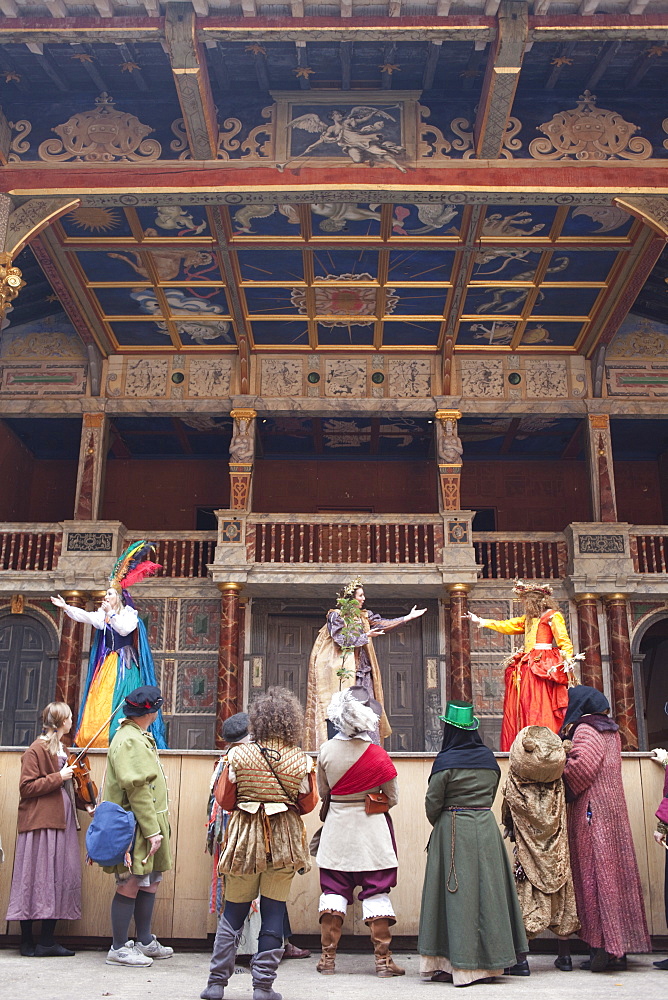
left=454, top=354, right=586, bottom=399
left=0, top=363, right=87, bottom=396
left=578, top=534, right=626, bottom=554
left=528, top=91, right=652, bottom=161
left=257, top=354, right=438, bottom=397
left=104, top=355, right=235, bottom=398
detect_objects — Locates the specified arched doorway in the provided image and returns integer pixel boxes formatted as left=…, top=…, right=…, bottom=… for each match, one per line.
left=0, top=612, right=58, bottom=745
left=637, top=615, right=668, bottom=750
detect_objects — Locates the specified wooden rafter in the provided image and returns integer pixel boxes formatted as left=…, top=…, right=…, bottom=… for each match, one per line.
left=165, top=3, right=219, bottom=160
left=474, top=0, right=527, bottom=157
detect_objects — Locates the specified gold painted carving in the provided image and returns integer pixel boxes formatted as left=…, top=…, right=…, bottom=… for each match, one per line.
left=588, top=414, right=610, bottom=430
left=0, top=251, right=25, bottom=320
left=11, top=594, right=24, bottom=614
left=448, top=116, right=522, bottom=159
left=529, top=91, right=651, bottom=161
left=418, top=105, right=452, bottom=158
left=8, top=119, right=32, bottom=161
left=38, top=93, right=161, bottom=163
left=172, top=105, right=275, bottom=161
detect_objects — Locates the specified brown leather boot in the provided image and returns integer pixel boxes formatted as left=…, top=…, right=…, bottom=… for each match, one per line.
left=368, top=918, right=405, bottom=978
left=316, top=912, right=343, bottom=975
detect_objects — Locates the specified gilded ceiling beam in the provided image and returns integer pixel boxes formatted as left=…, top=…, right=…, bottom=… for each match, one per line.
left=164, top=3, right=219, bottom=160
left=473, top=0, right=527, bottom=159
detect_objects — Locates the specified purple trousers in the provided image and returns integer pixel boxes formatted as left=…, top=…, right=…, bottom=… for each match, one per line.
left=319, top=866, right=397, bottom=903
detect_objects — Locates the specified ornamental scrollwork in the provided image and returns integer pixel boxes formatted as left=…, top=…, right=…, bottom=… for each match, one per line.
left=38, top=93, right=161, bottom=163
left=529, top=91, right=651, bottom=161
left=8, top=119, right=32, bottom=161
left=448, top=116, right=522, bottom=159
left=172, top=105, right=275, bottom=160
left=418, top=105, right=452, bottom=158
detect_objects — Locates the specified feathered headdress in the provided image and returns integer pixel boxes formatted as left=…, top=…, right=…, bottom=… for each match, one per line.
left=513, top=579, right=553, bottom=598
left=342, top=576, right=363, bottom=598
left=110, top=540, right=162, bottom=593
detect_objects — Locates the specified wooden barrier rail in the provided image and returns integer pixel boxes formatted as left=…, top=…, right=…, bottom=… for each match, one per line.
left=473, top=534, right=567, bottom=580
left=0, top=528, right=62, bottom=571
left=632, top=533, right=668, bottom=573
left=250, top=519, right=441, bottom=564
left=127, top=533, right=216, bottom=578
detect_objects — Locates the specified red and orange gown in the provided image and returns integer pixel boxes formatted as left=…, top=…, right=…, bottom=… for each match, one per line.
left=477, top=610, right=574, bottom=751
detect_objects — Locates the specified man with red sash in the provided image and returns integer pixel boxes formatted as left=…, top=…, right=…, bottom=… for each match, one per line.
left=314, top=688, right=404, bottom=979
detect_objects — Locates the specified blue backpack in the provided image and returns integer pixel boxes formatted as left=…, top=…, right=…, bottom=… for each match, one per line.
left=86, top=801, right=136, bottom=867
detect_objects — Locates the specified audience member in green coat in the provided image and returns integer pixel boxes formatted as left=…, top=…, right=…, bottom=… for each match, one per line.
left=418, top=701, right=528, bottom=987
left=103, top=685, right=174, bottom=968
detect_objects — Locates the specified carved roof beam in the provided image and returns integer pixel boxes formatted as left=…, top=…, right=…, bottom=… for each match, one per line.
left=164, top=3, right=219, bottom=159
left=210, top=208, right=251, bottom=394
left=441, top=205, right=486, bottom=394
left=191, top=0, right=209, bottom=13
left=533, top=0, right=551, bottom=11
left=0, top=0, right=18, bottom=15
left=142, top=0, right=161, bottom=15
left=388, top=0, right=402, bottom=15
left=422, top=39, right=441, bottom=90
left=461, top=42, right=488, bottom=92
left=295, top=39, right=311, bottom=90
left=545, top=41, right=575, bottom=89
left=198, top=19, right=496, bottom=44
left=291, top=0, right=304, bottom=15
left=626, top=47, right=656, bottom=88
left=473, top=0, right=527, bottom=157
left=527, top=15, right=668, bottom=42
left=585, top=38, right=620, bottom=90
left=340, top=38, right=352, bottom=89
left=579, top=0, right=600, bottom=12
left=115, top=42, right=148, bottom=91
left=44, top=0, right=67, bottom=16
left=93, top=0, right=114, bottom=16
left=500, top=416, right=521, bottom=454
left=26, top=42, right=68, bottom=91
left=69, top=42, right=110, bottom=91
left=436, top=0, right=451, bottom=12
left=241, top=0, right=257, bottom=15
left=204, top=39, right=230, bottom=91
left=628, top=0, right=650, bottom=11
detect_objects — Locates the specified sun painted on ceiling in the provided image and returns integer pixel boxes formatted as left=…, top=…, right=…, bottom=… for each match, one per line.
left=37, top=199, right=643, bottom=355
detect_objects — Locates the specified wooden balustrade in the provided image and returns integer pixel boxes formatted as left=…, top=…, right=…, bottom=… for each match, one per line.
left=250, top=519, right=441, bottom=564
left=0, top=528, right=62, bottom=571
left=473, top=534, right=567, bottom=580
left=127, top=533, right=216, bottom=578
left=632, top=532, right=668, bottom=573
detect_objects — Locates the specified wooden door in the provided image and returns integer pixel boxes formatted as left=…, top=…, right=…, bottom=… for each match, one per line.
left=265, top=615, right=323, bottom=709
left=372, top=616, right=424, bottom=752
left=0, top=615, right=57, bottom=745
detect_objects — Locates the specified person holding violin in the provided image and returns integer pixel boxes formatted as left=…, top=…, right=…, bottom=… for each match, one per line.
left=6, top=701, right=94, bottom=957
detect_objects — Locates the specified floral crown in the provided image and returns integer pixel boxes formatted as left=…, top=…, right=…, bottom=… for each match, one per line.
left=513, top=579, right=553, bottom=598
left=342, top=576, right=363, bottom=598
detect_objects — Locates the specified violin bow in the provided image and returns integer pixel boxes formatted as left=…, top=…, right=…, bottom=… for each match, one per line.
left=70, top=702, right=125, bottom=763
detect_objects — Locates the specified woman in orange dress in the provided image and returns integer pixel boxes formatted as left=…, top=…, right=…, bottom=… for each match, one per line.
left=467, top=581, right=576, bottom=751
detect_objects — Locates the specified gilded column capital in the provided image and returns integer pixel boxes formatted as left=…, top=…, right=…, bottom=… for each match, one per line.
left=435, top=409, right=462, bottom=422
left=574, top=593, right=599, bottom=603
left=447, top=583, right=471, bottom=595
left=603, top=593, right=628, bottom=604
left=61, top=590, right=88, bottom=607
left=218, top=582, right=244, bottom=596
left=230, top=408, right=257, bottom=421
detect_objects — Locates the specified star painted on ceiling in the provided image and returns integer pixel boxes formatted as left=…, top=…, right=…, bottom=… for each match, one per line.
left=46, top=294, right=59, bottom=302
left=293, top=66, right=315, bottom=78
left=646, top=45, right=668, bottom=57
left=119, top=61, right=141, bottom=73
left=2, top=71, right=20, bottom=82
left=71, top=53, right=94, bottom=63
left=246, top=43, right=267, bottom=56
left=551, top=56, right=574, bottom=66
left=379, top=63, right=401, bottom=74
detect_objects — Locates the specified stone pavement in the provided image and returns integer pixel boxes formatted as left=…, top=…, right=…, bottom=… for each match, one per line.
left=1, top=949, right=668, bottom=1000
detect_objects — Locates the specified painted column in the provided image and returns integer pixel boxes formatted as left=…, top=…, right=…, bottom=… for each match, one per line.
left=216, top=582, right=244, bottom=748
left=604, top=594, right=639, bottom=750
left=435, top=409, right=463, bottom=512
left=55, top=590, right=88, bottom=715
left=585, top=414, right=618, bottom=523
left=575, top=593, right=604, bottom=691
left=74, top=412, right=109, bottom=520
left=229, top=408, right=257, bottom=511
left=447, top=584, right=472, bottom=703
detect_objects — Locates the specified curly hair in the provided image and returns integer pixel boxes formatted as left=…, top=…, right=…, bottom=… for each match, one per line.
left=250, top=686, right=304, bottom=746
left=521, top=592, right=556, bottom=622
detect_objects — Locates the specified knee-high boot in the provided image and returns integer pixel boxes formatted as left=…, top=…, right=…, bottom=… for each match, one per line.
left=368, top=917, right=405, bottom=978
left=250, top=947, right=284, bottom=1000
left=316, top=912, right=343, bottom=975
left=200, top=915, right=244, bottom=1000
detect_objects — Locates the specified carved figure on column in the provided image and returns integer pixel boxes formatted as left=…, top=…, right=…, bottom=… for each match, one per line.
left=50, top=541, right=166, bottom=748
left=467, top=581, right=581, bottom=751
left=435, top=409, right=463, bottom=512
left=229, top=408, right=256, bottom=511
left=304, top=578, right=426, bottom=751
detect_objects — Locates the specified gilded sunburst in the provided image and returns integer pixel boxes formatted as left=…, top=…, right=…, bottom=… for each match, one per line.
left=65, top=207, right=123, bottom=233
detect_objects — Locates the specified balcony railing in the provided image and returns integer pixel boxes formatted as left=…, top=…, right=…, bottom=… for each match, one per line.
left=0, top=526, right=62, bottom=571
left=127, top=532, right=216, bottom=578
left=473, top=533, right=567, bottom=580
left=631, top=530, right=668, bottom=573
left=248, top=516, right=443, bottom=564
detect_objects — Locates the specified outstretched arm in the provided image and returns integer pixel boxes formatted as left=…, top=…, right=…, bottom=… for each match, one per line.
left=466, top=612, right=525, bottom=635
left=51, top=595, right=106, bottom=629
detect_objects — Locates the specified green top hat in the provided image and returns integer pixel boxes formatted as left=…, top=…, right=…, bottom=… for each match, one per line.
left=438, top=700, right=480, bottom=730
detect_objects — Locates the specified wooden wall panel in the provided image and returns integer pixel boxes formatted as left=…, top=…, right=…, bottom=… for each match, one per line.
left=1, top=751, right=665, bottom=942
left=102, top=459, right=231, bottom=530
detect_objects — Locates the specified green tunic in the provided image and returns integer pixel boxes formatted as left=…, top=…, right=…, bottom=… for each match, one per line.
left=418, top=768, right=527, bottom=971
left=103, top=719, right=173, bottom=876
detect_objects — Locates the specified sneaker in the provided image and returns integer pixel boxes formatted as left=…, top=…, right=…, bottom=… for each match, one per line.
left=134, top=934, right=174, bottom=960
left=106, top=941, right=153, bottom=967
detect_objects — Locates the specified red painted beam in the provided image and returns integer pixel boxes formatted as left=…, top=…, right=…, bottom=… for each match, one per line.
left=2, top=160, right=668, bottom=196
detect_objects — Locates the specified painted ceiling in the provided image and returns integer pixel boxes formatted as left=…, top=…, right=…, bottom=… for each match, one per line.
left=25, top=199, right=642, bottom=354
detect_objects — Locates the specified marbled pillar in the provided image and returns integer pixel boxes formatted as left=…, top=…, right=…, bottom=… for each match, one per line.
left=55, top=590, right=87, bottom=714
left=575, top=594, right=604, bottom=691
left=216, top=582, right=244, bottom=748
left=74, top=413, right=109, bottom=520
left=604, top=594, right=639, bottom=750
left=448, top=584, right=472, bottom=703
left=585, top=414, right=618, bottom=523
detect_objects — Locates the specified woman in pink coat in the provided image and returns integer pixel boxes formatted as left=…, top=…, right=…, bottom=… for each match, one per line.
left=561, top=686, right=650, bottom=972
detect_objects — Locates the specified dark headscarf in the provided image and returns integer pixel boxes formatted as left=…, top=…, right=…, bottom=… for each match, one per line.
left=430, top=722, right=500, bottom=778
left=560, top=684, right=619, bottom=737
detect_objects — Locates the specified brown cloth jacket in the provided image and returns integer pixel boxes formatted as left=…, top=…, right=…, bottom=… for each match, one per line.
left=17, top=739, right=67, bottom=833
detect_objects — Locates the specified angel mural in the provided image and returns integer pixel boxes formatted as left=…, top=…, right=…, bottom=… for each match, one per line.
left=283, top=106, right=406, bottom=172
